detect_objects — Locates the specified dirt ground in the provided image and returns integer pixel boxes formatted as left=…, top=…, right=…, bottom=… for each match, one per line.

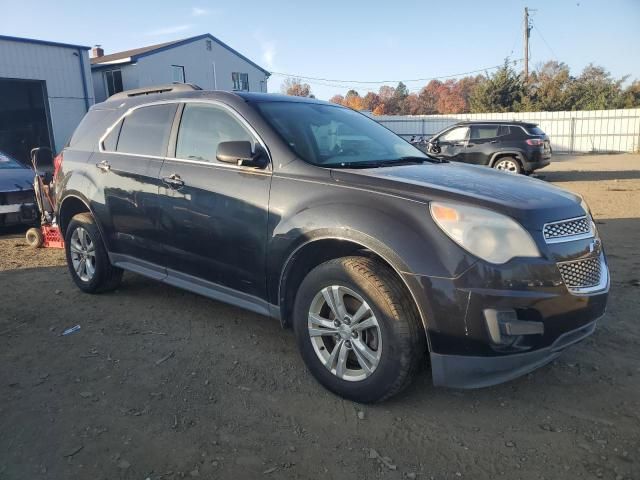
left=1, top=154, right=639, bottom=480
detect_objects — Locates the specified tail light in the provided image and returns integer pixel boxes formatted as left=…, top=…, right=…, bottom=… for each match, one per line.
left=53, top=152, right=63, bottom=180
left=526, top=138, right=544, bottom=146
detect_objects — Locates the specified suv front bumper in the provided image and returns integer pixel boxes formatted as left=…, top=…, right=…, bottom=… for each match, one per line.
left=430, top=319, right=598, bottom=388
left=406, top=252, right=609, bottom=389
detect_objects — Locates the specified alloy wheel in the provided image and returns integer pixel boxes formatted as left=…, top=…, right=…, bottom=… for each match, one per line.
left=494, top=159, right=520, bottom=173
left=69, top=226, right=96, bottom=282
left=308, top=285, right=382, bottom=382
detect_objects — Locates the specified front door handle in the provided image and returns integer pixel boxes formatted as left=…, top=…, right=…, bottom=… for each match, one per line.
left=490, top=140, right=499, bottom=144
left=453, top=143, right=465, bottom=147
left=96, top=160, right=111, bottom=172
left=163, top=173, right=185, bottom=189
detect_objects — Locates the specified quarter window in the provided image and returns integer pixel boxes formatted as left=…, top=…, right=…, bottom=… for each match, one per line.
left=440, top=126, right=469, bottom=142
left=104, top=69, right=123, bottom=97
left=175, top=104, right=254, bottom=163
left=232, top=72, right=249, bottom=91
left=116, top=104, right=177, bottom=156
left=102, top=120, right=122, bottom=152
left=172, top=65, right=186, bottom=83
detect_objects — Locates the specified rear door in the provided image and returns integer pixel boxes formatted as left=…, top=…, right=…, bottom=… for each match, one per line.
left=463, top=124, right=501, bottom=165
left=157, top=102, right=271, bottom=299
left=92, top=103, right=177, bottom=273
left=436, top=126, right=469, bottom=161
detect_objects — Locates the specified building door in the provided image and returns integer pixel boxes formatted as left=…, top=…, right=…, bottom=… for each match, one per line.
left=0, top=78, right=53, bottom=165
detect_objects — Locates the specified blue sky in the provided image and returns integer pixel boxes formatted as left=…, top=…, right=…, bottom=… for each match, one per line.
left=2, top=0, right=639, bottom=99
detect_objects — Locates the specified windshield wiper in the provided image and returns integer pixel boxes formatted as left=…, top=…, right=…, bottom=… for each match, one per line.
left=331, top=157, right=430, bottom=169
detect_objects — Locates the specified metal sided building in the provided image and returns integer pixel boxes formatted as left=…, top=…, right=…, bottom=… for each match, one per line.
left=90, top=33, right=271, bottom=103
left=0, top=35, right=94, bottom=163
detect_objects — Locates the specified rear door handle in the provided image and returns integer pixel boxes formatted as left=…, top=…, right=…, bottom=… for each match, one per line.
left=163, top=173, right=185, bottom=189
left=96, top=160, right=111, bottom=172
left=490, top=140, right=499, bottom=144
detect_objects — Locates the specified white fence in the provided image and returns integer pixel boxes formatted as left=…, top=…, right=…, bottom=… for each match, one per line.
left=373, top=109, right=640, bottom=154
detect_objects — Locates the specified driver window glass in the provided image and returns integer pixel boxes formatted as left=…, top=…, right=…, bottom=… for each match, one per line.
left=440, top=126, right=469, bottom=142
left=175, top=104, right=254, bottom=163
left=470, top=125, right=499, bottom=139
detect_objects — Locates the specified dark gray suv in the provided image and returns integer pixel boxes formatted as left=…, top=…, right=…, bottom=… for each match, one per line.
left=54, top=85, right=608, bottom=402
left=427, top=121, right=552, bottom=174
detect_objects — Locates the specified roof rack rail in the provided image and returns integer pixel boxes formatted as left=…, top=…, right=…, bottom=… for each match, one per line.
left=108, top=83, right=202, bottom=101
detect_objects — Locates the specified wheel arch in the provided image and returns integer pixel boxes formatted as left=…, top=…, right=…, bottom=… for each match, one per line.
left=489, top=151, right=526, bottom=168
left=58, top=194, right=108, bottom=247
left=277, top=233, right=432, bottom=350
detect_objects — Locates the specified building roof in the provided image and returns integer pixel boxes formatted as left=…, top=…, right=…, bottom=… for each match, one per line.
left=90, top=33, right=270, bottom=75
left=0, top=34, right=90, bottom=50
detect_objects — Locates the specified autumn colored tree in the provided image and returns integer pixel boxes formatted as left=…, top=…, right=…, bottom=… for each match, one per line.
left=329, top=94, right=345, bottom=105
left=343, top=90, right=365, bottom=110
left=372, top=104, right=385, bottom=115
left=281, top=78, right=313, bottom=97
left=362, top=92, right=381, bottom=111
left=417, top=80, right=441, bottom=114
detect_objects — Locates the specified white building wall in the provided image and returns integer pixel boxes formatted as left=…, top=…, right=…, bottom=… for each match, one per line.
left=374, top=109, right=640, bottom=153
left=92, top=37, right=269, bottom=103
left=0, top=39, right=94, bottom=152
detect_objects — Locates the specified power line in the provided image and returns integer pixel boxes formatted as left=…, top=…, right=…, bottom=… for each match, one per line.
left=532, top=21, right=558, bottom=60
left=269, top=59, right=524, bottom=86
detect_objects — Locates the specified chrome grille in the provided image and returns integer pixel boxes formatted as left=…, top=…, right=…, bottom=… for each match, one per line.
left=543, top=216, right=592, bottom=243
left=557, top=256, right=602, bottom=290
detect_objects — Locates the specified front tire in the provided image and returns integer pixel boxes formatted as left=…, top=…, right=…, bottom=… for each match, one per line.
left=293, top=256, right=426, bottom=403
left=64, top=213, right=122, bottom=293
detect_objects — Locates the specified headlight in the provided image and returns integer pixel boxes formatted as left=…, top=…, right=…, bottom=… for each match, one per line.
left=430, top=202, right=540, bottom=264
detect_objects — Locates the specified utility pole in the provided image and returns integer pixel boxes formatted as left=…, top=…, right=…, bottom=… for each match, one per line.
left=523, top=7, right=532, bottom=80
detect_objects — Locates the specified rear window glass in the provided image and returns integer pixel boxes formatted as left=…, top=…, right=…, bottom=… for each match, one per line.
left=116, top=104, right=177, bottom=156
left=526, top=126, right=545, bottom=136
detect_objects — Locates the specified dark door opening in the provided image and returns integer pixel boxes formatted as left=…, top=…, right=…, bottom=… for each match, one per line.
left=0, top=78, right=54, bottom=166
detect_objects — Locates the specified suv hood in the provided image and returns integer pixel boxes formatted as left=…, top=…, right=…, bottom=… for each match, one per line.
left=330, top=162, right=583, bottom=230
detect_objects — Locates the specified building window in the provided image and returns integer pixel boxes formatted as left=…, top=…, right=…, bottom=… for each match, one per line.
left=232, top=72, right=249, bottom=91
left=206, top=39, right=212, bottom=51
left=104, top=69, right=123, bottom=97
left=172, top=65, right=186, bottom=83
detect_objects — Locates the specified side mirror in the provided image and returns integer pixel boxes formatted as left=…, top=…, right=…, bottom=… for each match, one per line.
left=216, top=141, right=268, bottom=169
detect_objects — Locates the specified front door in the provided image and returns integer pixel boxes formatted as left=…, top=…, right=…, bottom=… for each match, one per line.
left=436, top=126, right=469, bottom=161
left=93, top=103, right=177, bottom=271
left=158, top=102, right=271, bottom=299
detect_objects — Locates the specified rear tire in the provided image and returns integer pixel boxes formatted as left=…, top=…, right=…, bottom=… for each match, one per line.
left=493, top=156, right=522, bottom=174
left=25, top=227, right=44, bottom=248
left=293, top=256, right=426, bottom=403
left=64, top=213, right=122, bottom=293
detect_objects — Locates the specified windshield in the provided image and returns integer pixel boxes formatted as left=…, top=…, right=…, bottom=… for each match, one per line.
left=255, top=102, right=428, bottom=167
left=0, top=151, right=24, bottom=169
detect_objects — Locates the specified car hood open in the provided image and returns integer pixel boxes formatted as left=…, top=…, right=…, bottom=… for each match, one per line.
left=330, top=162, right=584, bottom=230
